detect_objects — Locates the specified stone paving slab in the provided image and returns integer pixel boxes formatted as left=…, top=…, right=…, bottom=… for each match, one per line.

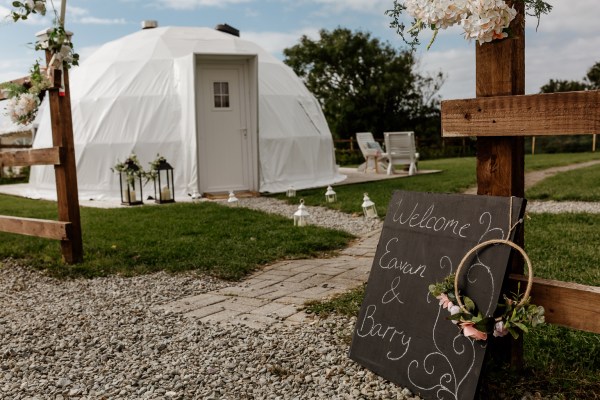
left=159, top=227, right=381, bottom=327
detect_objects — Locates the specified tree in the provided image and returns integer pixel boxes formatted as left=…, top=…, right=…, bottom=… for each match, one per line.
left=537, top=60, right=599, bottom=154
left=283, top=28, right=443, bottom=143
left=585, top=61, right=600, bottom=89
left=540, top=61, right=600, bottom=93
left=539, top=79, right=588, bottom=93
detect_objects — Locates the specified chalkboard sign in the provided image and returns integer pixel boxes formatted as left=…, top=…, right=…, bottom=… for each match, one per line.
left=349, top=191, right=526, bottom=400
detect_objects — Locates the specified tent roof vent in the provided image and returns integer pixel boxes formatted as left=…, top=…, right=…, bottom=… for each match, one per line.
left=141, top=20, right=158, bottom=30
left=215, top=24, right=239, bottom=37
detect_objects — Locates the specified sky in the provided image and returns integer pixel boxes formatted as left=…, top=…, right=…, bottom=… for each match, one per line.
left=0, top=0, right=598, bottom=101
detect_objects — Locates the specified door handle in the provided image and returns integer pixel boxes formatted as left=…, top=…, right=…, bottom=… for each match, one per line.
left=240, top=128, right=248, bottom=137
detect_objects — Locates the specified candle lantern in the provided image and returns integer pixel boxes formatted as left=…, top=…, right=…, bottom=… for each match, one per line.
left=293, top=199, right=310, bottom=227
left=325, top=185, right=337, bottom=203
left=362, top=192, right=378, bottom=219
left=153, top=159, right=175, bottom=204
left=191, top=190, right=201, bottom=204
left=119, top=159, right=143, bottom=206
left=227, top=191, right=240, bottom=207
left=287, top=186, right=296, bottom=197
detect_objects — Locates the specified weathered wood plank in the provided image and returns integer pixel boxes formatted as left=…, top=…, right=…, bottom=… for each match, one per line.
left=0, top=147, right=62, bottom=167
left=0, top=144, right=32, bottom=150
left=0, top=215, right=71, bottom=240
left=442, top=90, right=600, bottom=137
left=46, top=50, right=83, bottom=264
left=510, top=274, right=600, bottom=334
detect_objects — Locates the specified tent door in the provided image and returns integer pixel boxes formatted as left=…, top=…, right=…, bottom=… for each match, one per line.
left=197, top=62, right=252, bottom=193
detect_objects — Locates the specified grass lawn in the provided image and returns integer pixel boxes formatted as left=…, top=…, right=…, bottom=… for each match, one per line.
left=527, top=163, right=600, bottom=201
left=276, top=153, right=600, bottom=216
left=0, top=196, right=353, bottom=280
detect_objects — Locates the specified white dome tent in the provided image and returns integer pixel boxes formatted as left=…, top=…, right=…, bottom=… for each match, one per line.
left=28, top=25, right=344, bottom=202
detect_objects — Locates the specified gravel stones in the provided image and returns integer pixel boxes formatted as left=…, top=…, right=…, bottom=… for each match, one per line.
left=0, top=260, right=417, bottom=399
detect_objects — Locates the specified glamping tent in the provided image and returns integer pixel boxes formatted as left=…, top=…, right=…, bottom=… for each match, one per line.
left=28, top=25, right=344, bottom=201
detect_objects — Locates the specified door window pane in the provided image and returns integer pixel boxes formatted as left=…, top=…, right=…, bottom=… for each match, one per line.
left=213, top=82, right=230, bottom=108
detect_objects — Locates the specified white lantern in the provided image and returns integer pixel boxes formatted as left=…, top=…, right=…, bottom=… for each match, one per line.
left=287, top=186, right=296, bottom=198
left=293, top=199, right=310, bottom=227
left=191, top=191, right=201, bottom=204
left=227, top=191, right=239, bottom=207
left=325, top=185, right=337, bottom=203
left=362, top=193, right=378, bottom=219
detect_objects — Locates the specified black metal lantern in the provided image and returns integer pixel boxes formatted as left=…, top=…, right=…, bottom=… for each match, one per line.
left=119, top=160, right=143, bottom=206
left=153, top=159, right=175, bottom=204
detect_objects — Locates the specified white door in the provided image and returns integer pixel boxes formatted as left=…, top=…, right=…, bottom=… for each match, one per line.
left=197, top=63, right=250, bottom=193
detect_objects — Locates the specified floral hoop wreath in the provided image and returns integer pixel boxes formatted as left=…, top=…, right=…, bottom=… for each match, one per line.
left=430, top=238, right=544, bottom=341
left=454, top=239, right=533, bottom=313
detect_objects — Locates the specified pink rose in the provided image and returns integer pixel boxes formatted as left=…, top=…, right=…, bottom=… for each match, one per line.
left=437, top=293, right=453, bottom=309
left=460, top=321, right=488, bottom=341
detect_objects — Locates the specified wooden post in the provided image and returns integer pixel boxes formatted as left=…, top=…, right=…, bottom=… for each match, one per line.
left=475, top=1, right=525, bottom=367
left=593, top=134, right=597, bottom=152
left=45, top=53, right=83, bottom=264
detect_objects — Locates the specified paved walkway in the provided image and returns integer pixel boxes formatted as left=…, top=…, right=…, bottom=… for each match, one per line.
left=157, top=229, right=380, bottom=328
left=159, top=159, right=600, bottom=327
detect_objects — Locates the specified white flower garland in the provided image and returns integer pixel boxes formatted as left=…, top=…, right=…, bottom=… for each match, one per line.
left=404, top=0, right=518, bottom=46
left=6, top=93, right=40, bottom=126
left=387, top=0, right=553, bottom=50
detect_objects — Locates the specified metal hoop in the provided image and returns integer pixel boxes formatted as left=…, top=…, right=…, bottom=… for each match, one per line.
left=453, top=239, right=533, bottom=315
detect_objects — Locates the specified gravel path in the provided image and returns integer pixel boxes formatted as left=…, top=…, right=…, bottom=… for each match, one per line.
left=1, top=165, right=599, bottom=399
left=0, top=262, right=413, bottom=399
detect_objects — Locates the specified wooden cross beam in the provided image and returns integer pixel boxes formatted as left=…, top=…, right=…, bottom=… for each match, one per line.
left=441, top=90, right=600, bottom=137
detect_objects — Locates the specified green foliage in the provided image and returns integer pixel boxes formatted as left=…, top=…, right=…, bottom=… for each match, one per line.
left=0, top=199, right=353, bottom=280
left=10, top=0, right=46, bottom=21
left=430, top=273, right=545, bottom=340
left=0, top=82, right=28, bottom=98
left=283, top=27, right=443, bottom=144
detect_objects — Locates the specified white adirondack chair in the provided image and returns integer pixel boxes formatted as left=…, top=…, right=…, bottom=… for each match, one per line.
left=383, top=131, right=419, bottom=175
left=356, top=132, right=388, bottom=173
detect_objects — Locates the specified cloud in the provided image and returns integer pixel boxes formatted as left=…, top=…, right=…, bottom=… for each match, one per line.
left=243, top=28, right=320, bottom=56
left=79, top=17, right=127, bottom=25
left=308, top=0, right=390, bottom=14
left=0, top=5, right=10, bottom=19
left=154, top=0, right=252, bottom=10
left=0, top=58, right=32, bottom=83
left=530, top=0, right=598, bottom=35
left=419, top=46, right=475, bottom=100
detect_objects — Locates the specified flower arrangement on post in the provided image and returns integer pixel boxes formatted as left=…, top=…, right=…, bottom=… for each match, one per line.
left=4, top=0, right=80, bottom=125
left=386, top=0, right=553, bottom=50
left=1, top=61, right=51, bottom=125
left=112, top=154, right=145, bottom=205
